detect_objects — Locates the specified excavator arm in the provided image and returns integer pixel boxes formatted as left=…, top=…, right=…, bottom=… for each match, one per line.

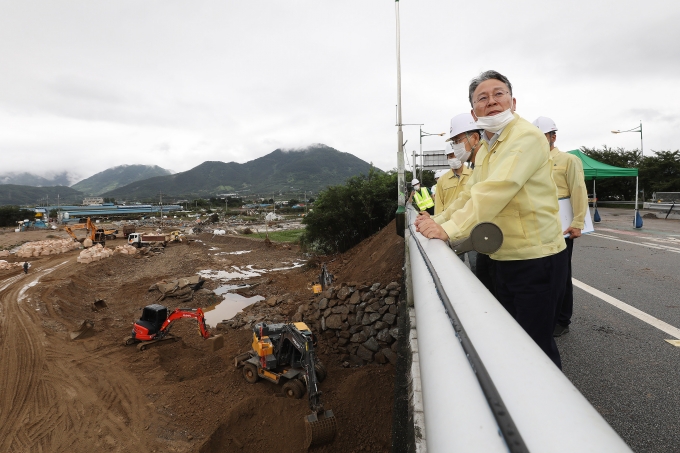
left=63, top=226, right=79, bottom=242
left=158, top=308, right=210, bottom=339
left=278, top=325, right=324, bottom=413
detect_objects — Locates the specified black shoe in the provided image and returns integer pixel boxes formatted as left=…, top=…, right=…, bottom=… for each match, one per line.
left=553, top=324, right=570, bottom=337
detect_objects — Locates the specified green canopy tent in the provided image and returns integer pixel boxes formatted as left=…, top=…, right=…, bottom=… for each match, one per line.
left=567, top=149, right=641, bottom=227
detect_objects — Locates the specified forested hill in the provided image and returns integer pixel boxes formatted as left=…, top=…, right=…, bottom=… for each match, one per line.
left=71, top=165, right=171, bottom=196
left=102, top=144, right=376, bottom=200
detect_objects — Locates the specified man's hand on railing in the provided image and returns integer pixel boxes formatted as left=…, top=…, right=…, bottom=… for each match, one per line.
left=415, top=214, right=449, bottom=241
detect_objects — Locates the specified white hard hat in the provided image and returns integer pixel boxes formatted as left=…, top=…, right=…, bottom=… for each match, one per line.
left=434, top=169, right=447, bottom=179
left=411, top=178, right=420, bottom=185
left=448, top=113, right=479, bottom=140
left=532, top=116, right=558, bottom=134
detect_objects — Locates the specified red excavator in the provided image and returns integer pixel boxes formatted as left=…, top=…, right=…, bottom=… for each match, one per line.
left=124, top=304, right=210, bottom=351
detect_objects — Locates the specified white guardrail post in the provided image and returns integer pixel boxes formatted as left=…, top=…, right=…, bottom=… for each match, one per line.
left=405, top=206, right=632, bottom=453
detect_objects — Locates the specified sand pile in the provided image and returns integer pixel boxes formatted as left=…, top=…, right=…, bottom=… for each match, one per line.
left=15, top=239, right=81, bottom=258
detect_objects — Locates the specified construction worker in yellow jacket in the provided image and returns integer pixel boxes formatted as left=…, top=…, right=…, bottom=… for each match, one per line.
left=415, top=70, right=568, bottom=368
left=433, top=113, right=482, bottom=215
left=533, top=116, right=588, bottom=338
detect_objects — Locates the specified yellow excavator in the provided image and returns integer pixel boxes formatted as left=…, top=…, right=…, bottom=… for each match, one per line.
left=234, top=322, right=337, bottom=448
left=63, top=218, right=108, bottom=247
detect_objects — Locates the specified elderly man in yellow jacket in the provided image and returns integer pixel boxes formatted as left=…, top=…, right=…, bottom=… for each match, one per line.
left=533, top=116, right=588, bottom=338
left=415, top=70, right=568, bottom=368
left=433, top=113, right=481, bottom=215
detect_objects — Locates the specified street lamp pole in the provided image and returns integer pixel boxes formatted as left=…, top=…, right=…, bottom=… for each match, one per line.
left=611, top=120, right=643, bottom=228
left=394, top=0, right=406, bottom=236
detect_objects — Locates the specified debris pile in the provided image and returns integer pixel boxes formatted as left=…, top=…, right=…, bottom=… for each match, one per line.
left=114, top=244, right=139, bottom=255
left=77, top=244, right=114, bottom=264
left=0, top=260, right=23, bottom=270
left=0, top=250, right=9, bottom=258
left=148, top=275, right=206, bottom=302
left=15, top=239, right=81, bottom=258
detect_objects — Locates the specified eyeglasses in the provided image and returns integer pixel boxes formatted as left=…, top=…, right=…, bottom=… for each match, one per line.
left=473, top=89, right=509, bottom=106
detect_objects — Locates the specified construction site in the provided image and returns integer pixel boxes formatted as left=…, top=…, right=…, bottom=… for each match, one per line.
left=0, top=218, right=404, bottom=453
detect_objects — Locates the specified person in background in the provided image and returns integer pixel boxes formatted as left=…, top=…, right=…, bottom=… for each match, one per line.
left=409, top=178, right=435, bottom=215
left=433, top=113, right=481, bottom=215
left=533, top=116, right=588, bottom=337
left=23, top=261, right=29, bottom=274
left=431, top=169, right=447, bottom=207
left=415, top=70, right=568, bottom=368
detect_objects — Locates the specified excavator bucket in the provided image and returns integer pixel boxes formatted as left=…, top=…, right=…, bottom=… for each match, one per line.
left=69, top=320, right=95, bottom=340
left=304, top=410, right=337, bottom=449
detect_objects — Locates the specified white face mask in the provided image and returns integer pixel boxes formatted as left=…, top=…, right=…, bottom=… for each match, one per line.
left=452, top=140, right=471, bottom=164
left=448, top=157, right=462, bottom=169
left=475, top=107, right=514, bottom=133
left=414, top=184, right=420, bottom=191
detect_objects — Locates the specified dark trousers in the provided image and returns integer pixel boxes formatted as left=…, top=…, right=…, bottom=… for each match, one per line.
left=474, top=252, right=496, bottom=298
left=556, top=238, right=574, bottom=327
left=493, top=248, right=569, bottom=369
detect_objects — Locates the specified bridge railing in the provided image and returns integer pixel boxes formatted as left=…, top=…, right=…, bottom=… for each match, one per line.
left=405, top=206, right=631, bottom=453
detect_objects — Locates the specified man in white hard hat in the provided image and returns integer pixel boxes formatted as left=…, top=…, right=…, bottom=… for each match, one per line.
left=433, top=113, right=482, bottom=215
left=415, top=70, right=568, bottom=368
left=533, top=116, right=588, bottom=338
left=409, top=178, right=435, bottom=215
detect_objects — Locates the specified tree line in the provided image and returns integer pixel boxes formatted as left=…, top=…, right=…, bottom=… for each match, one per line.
left=0, top=206, right=36, bottom=228
left=580, top=147, right=680, bottom=201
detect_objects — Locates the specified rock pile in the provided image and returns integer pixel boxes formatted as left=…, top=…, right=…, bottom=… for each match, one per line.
left=299, top=282, right=401, bottom=367
left=15, top=239, right=81, bottom=258
left=148, top=275, right=206, bottom=302
left=0, top=260, right=23, bottom=270
left=114, top=244, right=139, bottom=255
left=77, top=244, right=114, bottom=264
left=0, top=250, right=9, bottom=258
left=220, top=281, right=402, bottom=367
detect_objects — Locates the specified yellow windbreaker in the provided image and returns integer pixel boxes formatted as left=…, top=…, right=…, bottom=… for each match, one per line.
left=434, top=114, right=566, bottom=261
left=551, top=147, right=588, bottom=230
left=433, top=167, right=473, bottom=215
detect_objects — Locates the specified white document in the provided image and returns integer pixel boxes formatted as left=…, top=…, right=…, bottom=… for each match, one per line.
left=558, top=198, right=594, bottom=235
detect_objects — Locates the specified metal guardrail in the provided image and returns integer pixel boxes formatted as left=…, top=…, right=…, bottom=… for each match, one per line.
left=405, top=206, right=632, bottom=452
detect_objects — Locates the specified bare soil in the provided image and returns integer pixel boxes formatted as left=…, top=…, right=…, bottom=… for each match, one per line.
left=0, top=222, right=404, bottom=453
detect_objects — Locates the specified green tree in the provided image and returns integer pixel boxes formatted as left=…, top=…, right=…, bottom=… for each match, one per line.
left=302, top=167, right=400, bottom=253
left=639, top=150, right=680, bottom=195
left=0, top=206, right=35, bottom=228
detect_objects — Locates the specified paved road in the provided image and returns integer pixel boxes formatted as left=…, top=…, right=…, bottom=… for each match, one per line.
left=559, top=208, right=680, bottom=453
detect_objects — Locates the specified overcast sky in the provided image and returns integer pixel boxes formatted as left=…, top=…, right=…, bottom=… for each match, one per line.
left=1, top=0, right=678, bottom=183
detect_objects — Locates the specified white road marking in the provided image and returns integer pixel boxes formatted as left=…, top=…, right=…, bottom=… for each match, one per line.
left=573, top=278, right=680, bottom=341
left=590, top=233, right=680, bottom=253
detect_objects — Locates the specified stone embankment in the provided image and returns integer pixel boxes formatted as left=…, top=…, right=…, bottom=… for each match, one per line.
left=14, top=239, right=81, bottom=258
left=220, top=281, right=402, bottom=367
left=300, top=282, right=401, bottom=367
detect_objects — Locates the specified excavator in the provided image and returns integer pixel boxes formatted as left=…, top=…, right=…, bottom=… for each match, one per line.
left=63, top=218, right=109, bottom=247
left=124, top=304, right=210, bottom=351
left=234, top=322, right=337, bottom=448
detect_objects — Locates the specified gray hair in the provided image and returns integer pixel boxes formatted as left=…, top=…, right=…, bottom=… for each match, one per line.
left=468, top=70, right=513, bottom=106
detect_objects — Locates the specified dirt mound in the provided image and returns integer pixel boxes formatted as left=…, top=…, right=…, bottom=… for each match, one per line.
left=331, top=220, right=403, bottom=285
left=199, top=365, right=393, bottom=453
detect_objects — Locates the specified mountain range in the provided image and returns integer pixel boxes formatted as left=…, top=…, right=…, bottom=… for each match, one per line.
left=102, top=144, right=374, bottom=201
left=71, top=165, right=172, bottom=196
left=0, top=144, right=376, bottom=205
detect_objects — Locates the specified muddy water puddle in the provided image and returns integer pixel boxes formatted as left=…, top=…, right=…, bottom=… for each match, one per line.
left=204, top=291, right=264, bottom=327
